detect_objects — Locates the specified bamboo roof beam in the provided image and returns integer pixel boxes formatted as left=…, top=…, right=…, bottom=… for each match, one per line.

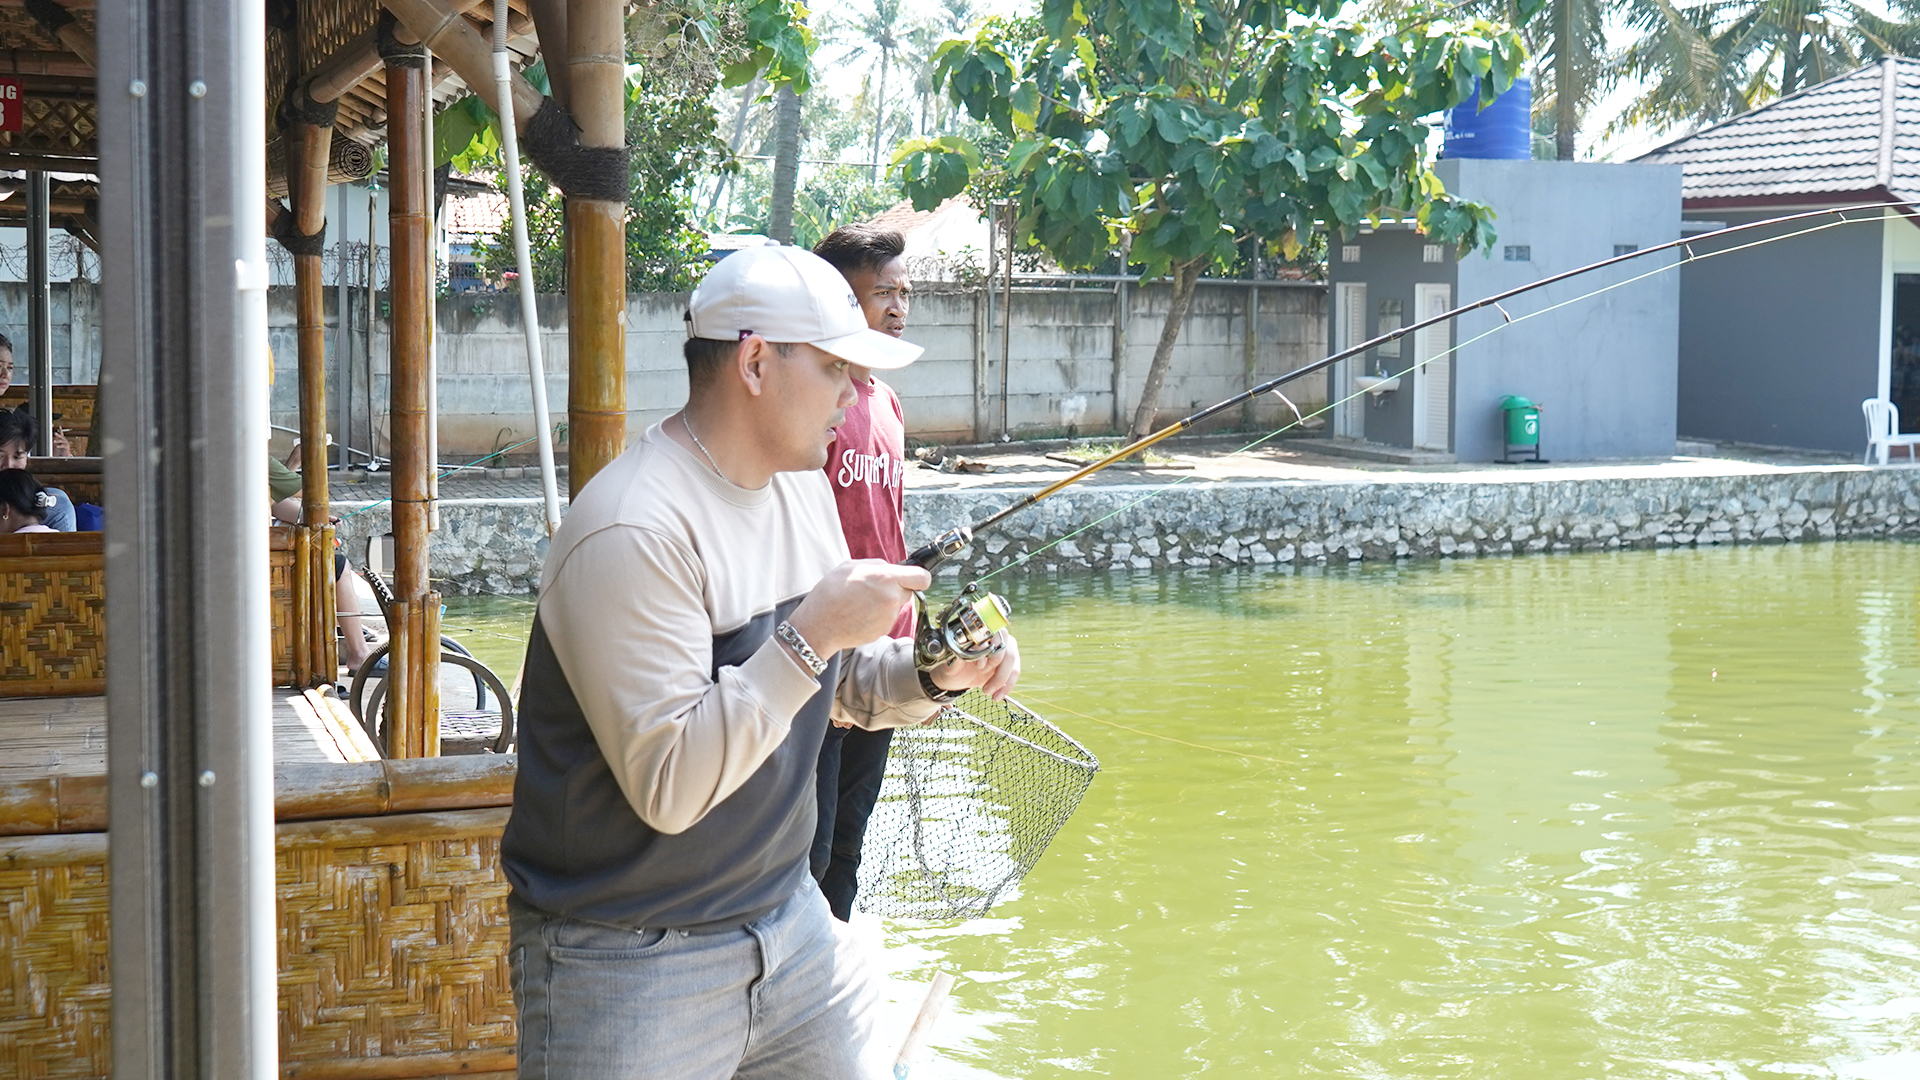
left=0, top=50, right=94, bottom=78
left=378, top=0, right=543, bottom=127
left=20, top=0, right=94, bottom=69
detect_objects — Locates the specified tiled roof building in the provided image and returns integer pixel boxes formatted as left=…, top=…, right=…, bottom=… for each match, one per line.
left=1636, top=58, right=1920, bottom=207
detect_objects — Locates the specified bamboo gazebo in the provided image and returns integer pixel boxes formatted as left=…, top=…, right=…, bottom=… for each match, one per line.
left=0, top=0, right=640, bottom=1072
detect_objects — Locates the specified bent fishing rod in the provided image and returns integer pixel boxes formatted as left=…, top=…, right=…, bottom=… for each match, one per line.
left=902, top=201, right=1903, bottom=670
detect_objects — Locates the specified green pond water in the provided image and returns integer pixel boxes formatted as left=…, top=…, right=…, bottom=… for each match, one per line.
left=440, top=542, right=1920, bottom=1080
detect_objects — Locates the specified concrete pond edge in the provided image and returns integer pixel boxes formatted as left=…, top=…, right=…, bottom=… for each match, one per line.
left=335, top=467, right=1920, bottom=596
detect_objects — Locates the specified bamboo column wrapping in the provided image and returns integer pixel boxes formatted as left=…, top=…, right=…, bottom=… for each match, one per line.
left=291, top=527, right=313, bottom=687
left=564, top=0, right=627, bottom=496
left=290, top=118, right=338, bottom=685
left=385, top=599, right=412, bottom=756
left=386, top=54, right=439, bottom=752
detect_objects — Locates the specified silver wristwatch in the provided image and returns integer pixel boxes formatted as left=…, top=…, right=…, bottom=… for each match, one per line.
left=775, top=620, right=828, bottom=677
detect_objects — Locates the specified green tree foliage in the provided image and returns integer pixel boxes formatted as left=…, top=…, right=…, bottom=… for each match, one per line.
left=457, top=0, right=814, bottom=291
left=893, top=0, right=1532, bottom=440
left=1615, top=0, right=1920, bottom=133
left=723, top=163, right=905, bottom=249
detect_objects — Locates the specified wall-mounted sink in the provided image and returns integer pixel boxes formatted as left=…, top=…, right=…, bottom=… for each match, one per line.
left=1354, top=375, right=1401, bottom=395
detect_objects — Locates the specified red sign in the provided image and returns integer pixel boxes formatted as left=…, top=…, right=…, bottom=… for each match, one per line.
left=0, top=81, right=20, bottom=134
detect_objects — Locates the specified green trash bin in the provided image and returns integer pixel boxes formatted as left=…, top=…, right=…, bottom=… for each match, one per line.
left=1499, top=395, right=1546, bottom=463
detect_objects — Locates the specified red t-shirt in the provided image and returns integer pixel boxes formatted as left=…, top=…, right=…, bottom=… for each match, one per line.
left=826, top=376, right=916, bottom=638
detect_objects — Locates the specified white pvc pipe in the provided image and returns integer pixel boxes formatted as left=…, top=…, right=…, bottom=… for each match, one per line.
left=893, top=971, right=955, bottom=1077
left=494, top=0, right=563, bottom=534
left=424, top=49, right=440, bottom=532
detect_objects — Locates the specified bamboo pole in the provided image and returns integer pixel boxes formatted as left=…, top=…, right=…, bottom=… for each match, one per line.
left=290, top=117, right=337, bottom=685
left=386, top=54, right=438, bottom=753
left=423, top=54, right=440, bottom=533
left=291, top=525, right=312, bottom=686
left=563, top=0, right=627, bottom=495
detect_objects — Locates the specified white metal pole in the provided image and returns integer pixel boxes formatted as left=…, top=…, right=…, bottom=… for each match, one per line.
left=494, top=0, right=562, bottom=533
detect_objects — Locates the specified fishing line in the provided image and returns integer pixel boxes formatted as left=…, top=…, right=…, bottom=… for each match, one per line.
left=909, top=202, right=1905, bottom=573
left=967, top=208, right=1880, bottom=581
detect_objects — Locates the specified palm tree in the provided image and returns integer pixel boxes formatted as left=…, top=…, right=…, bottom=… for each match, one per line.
left=906, top=0, right=981, bottom=136
left=835, top=0, right=911, bottom=180
left=1616, top=0, right=1920, bottom=132
left=768, top=85, right=803, bottom=243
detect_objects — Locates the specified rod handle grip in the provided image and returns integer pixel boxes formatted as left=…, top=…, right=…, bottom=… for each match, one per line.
left=904, top=542, right=945, bottom=572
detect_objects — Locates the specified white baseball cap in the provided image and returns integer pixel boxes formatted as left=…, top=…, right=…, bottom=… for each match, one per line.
left=685, top=245, right=924, bottom=370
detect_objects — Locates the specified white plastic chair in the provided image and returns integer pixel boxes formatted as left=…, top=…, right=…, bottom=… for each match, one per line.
left=1862, top=398, right=1920, bottom=464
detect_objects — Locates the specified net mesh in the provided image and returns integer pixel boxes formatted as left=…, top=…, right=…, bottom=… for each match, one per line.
left=856, top=690, right=1099, bottom=921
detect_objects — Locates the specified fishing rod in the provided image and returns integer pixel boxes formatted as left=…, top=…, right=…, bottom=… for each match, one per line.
left=904, top=201, right=1903, bottom=670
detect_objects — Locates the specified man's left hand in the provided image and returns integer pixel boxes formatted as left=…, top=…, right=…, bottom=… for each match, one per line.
left=928, top=631, right=1022, bottom=701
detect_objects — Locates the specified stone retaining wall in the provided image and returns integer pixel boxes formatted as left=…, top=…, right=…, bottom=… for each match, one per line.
left=340, top=467, right=1920, bottom=595
left=334, top=499, right=551, bottom=597
left=908, top=469, right=1920, bottom=577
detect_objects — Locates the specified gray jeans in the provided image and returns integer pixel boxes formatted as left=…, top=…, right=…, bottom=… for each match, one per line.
left=509, top=885, right=885, bottom=1079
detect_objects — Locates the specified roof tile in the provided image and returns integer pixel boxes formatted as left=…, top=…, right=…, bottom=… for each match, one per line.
left=1636, top=59, right=1920, bottom=203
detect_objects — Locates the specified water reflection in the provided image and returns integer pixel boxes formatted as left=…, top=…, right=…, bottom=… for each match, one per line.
left=441, top=544, right=1920, bottom=1079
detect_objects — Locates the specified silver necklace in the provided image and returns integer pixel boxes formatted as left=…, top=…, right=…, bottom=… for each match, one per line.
left=681, top=413, right=727, bottom=480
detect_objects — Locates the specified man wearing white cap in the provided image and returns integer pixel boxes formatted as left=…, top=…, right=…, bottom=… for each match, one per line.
left=501, top=245, right=1013, bottom=1079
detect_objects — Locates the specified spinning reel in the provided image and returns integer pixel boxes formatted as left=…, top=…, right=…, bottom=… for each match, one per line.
left=904, top=526, right=1013, bottom=671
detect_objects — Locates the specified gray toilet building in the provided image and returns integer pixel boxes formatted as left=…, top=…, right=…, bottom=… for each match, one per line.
left=1325, top=159, right=1683, bottom=461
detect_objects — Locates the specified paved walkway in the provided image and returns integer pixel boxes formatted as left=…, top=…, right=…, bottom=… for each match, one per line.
left=328, top=436, right=1870, bottom=505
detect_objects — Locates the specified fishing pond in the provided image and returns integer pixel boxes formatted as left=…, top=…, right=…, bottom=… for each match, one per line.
left=442, top=540, right=1920, bottom=1079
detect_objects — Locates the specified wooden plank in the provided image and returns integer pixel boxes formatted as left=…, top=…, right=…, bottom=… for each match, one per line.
left=279, top=692, right=349, bottom=765
left=1, top=755, right=514, bottom=835
left=302, top=687, right=382, bottom=763
left=0, top=694, right=104, bottom=775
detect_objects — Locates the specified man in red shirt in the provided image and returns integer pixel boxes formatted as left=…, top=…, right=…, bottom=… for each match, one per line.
left=810, top=225, right=1020, bottom=920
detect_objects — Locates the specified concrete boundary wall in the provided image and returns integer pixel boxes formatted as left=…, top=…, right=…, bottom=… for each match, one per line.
left=338, top=467, right=1920, bottom=595
left=268, top=280, right=1329, bottom=461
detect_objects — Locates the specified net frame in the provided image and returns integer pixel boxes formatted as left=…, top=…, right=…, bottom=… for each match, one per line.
left=857, top=690, right=1099, bottom=922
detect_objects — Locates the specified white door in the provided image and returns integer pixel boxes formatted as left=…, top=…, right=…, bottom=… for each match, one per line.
left=1412, top=283, right=1452, bottom=451
left=1334, top=282, right=1367, bottom=439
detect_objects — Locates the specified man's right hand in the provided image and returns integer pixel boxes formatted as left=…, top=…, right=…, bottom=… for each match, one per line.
left=786, top=560, right=930, bottom=657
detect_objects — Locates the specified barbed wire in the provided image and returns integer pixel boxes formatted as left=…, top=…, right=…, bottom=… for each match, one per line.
left=0, top=236, right=99, bottom=282
left=0, top=238, right=399, bottom=290
left=265, top=241, right=391, bottom=289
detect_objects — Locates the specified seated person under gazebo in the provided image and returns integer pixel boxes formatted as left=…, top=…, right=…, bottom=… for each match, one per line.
left=0, top=469, right=58, bottom=534
left=0, top=409, right=74, bottom=530
left=270, top=454, right=376, bottom=671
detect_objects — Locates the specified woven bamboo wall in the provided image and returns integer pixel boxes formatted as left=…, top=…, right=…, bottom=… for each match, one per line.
left=0, top=833, right=110, bottom=1080
left=0, top=533, right=105, bottom=698
left=271, top=527, right=299, bottom=686
left=276, top=810, right=516, bottom=1071
left=0, top=528, right=331, bottom=693
left=0, top=807, right=519, bottom=1079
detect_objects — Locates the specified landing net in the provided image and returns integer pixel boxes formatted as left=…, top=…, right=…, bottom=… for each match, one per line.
left=856, top=690, right=1099, bottom=921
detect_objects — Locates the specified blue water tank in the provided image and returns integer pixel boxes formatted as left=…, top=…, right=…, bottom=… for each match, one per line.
left=1441, top=77, right=1532, bottom=160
